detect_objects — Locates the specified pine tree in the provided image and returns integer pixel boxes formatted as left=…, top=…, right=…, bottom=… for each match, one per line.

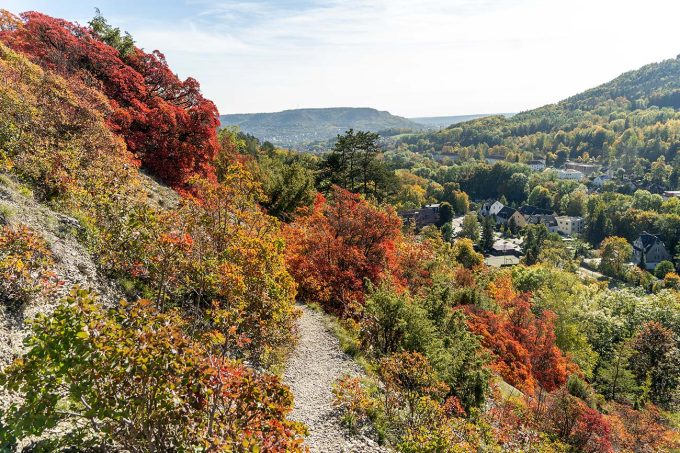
left=481, top=216, right=495, bottom=252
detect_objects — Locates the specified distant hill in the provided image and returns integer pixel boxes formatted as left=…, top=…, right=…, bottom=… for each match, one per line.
left=220, top=107, right=423, bottom=147
left=410, top=113, right=513, bottom=129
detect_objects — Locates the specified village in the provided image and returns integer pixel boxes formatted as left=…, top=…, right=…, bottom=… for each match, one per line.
left=399, top=196, right=673, bottom=275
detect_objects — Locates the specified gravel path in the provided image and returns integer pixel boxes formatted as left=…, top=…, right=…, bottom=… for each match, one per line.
left=283, top=305, right=389, bottom=453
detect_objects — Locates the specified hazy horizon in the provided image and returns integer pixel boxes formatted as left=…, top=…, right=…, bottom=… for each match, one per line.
left=6, top=0, right=680, bottom=117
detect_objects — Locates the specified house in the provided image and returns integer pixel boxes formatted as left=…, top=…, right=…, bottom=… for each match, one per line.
left=518, top=205, right=555, bottom=217
left=526, top=214, right=558, bottom=233
left=399, top=204, right=440, bottom=230
left=565, top=161, right=600, bottom=176
left=557, top=169, right=584, bottom=180
left=632, top=232, right=672, bottom=271
left=486, top=154, right=505, bottom=164
left=490, top=238, right=523, bottom=257
left=663, top=191, right=680, bottom=199
left=495, top=206, right=527, bottom=229
left=555, top=216, right=584, bottom=236
left=527, top=159, right=546, bottom=171
left=592, top=174, right=612, bottom=188
left=480, top=200, right=504, bottom=217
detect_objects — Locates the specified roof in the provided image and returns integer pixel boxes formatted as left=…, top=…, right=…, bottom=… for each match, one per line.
left=527, top=214, right=557, bottom=226
left=527, top=159, right=545, bottom=165
left=635, top=231, right=665, bottom=252
left=565, top=161, right=600, bottom=171
left=496, top=206, right=517, bottom=220
left=555, top=216, right=583, bottom=221
left=518, top=205, right=554, bottom=216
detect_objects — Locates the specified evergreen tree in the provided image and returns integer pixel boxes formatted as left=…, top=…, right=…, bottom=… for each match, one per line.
left=481, top=216, right=495, bottom=252
left=437, top=202, right=454, bottom=227
left=522, top=224, right=549, bottom=265
left=317, top=129, right=395, bottom=201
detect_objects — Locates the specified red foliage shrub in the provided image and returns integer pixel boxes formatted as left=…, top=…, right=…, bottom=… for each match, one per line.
left=462, top=276, right=569, bottom=394
left=284, top=186, right=402, bottom=317
left=542, top=388, right=612, bottom=453
left=0, top=11, right=219, bottom=191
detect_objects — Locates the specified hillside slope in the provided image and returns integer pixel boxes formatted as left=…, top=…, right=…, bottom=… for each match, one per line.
left=397, top=54, right=680, bottom=170
left=220, top=107, right=423, bottom=146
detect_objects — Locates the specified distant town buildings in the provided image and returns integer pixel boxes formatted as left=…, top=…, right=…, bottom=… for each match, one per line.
left=518, top=205, right=558, bottom=232
left=592, top=174, right=612, bottom=188
left=485, top=154, right=505, bottom=164
left=495, top=206, right=527, bottom=228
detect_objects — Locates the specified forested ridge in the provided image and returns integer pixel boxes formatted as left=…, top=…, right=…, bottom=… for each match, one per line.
left=0, top=8, right=679, bottom=453
left=395, top=54, right=680, bottom=172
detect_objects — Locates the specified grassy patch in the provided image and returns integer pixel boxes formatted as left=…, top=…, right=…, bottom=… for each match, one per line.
left=319, top=311, right=377, bottom=374
left=0, top=202, right=15, bottom=223
left=17, top=184, right=33, bottom=199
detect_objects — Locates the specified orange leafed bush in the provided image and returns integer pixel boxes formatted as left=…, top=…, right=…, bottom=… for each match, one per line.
left=0, top=225, right=55, bottom=306
left=284, top=186, right=402, bottom=317
left=463, top=275, right=570, bottom=394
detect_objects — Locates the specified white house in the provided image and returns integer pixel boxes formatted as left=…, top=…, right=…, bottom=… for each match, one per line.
left=555, top=216, right=584, bottom=236
left=632, top=232, right=672, bottom=271
left=557, top=169, right=584, bottom=180
left=480, top=200, right=504, bottom=217
left=565, top=161, right=600, bottom=176
left=592, top=174, right=612, bottom=188
left=527, top=159, right=546, bottom=171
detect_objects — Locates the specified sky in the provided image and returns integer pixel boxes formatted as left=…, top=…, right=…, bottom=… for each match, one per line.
left=5, top=0, right=680, bottom=117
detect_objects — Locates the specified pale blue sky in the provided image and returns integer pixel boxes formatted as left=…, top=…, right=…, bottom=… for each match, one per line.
left=5, top=0, right=680, bottom=117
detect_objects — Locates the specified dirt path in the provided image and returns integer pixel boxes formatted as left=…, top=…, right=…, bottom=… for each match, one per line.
left=283, top=305, right=388, bottom=453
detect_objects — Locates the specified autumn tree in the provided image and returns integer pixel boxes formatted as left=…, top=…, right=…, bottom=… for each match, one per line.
left=522, top=223, right=549, bottom=265
left=654, top=260, right=675, bottom=279
left=437, top=201, right=454, bottom=227
left=629, top=321, right=680, bottom=408
left=527, top=185, right=552, bottom=210
left=452, top=190, right=470, bottom=215
left=459, top=213, right=480, bottom=242
left=542, top=388, right=613, bottom=453
left=0, top=225, right=54, bottom=307
left=284, top=186, right=402, bottom=317
left=451, top=238, right=483, bottom=269
left=599, top=236, right=633, bottom=279
left=464, top=276, right=570, bottom=394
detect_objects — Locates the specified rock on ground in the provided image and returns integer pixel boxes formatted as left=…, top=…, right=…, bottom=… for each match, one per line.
left=283, top=305, right=390, bottom=453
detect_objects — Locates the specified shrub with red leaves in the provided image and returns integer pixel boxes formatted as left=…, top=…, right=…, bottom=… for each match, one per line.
left=0, top=10, right=219, bottom=191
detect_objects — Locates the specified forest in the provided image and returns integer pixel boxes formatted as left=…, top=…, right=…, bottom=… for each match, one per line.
left=0, top=8, right=679, bottom=453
